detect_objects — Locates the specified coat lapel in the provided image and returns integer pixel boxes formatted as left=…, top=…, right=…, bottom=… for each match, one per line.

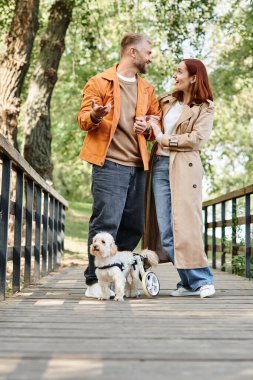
left=175, top=105, right=194, bottom=129
left=161, top=97, right=194, bottom=133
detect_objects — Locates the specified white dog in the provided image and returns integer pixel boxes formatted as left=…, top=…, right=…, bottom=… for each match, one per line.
left=90, top=232, right=159, bottom=301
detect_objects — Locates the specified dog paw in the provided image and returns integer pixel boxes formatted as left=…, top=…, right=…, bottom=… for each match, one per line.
left=114, top=296, right=124, bottom=302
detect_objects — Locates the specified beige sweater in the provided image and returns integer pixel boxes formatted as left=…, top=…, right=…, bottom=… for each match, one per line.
left=106, top=77, right=143, bottom=167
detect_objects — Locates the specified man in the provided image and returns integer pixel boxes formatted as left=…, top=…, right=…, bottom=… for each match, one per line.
left=77, top=33, right=160, bottom=298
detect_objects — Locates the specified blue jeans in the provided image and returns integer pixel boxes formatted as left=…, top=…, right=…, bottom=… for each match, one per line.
left=152, top=156, right=214, bottom=291
left=85, top=160, right=146, bottom=285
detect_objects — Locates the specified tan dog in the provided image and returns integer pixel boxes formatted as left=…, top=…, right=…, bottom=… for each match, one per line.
left=90, top=232, right=158, bottom=301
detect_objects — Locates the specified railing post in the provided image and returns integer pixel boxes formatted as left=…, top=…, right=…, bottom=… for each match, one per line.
left=221, top=201, right=226, bottom=272
left=62, top=206, right=66, bottom=253
left=53, top=199, right=59, bottom=268
left=245, top=194, right=251, bottom=278
left=42, top=192, right=49, bottom=276
left=48, top=196, right=54, bottom=272
left=58, top=203, right=63, bottom=255
left=34, top=186, right=42, bottom=284
left=204, top=207, right=208, bottom=257
left=0, top=157, right=11, bottom=301
left=232, top=198, right=237, bottom=262
left=24, top=179, right=34, bottom=287
left=13, top=169, right=24, bottom=293
left=212, top=204, right=216, bottom=269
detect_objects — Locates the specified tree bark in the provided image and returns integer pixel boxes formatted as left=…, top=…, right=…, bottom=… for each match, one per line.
left=22, top=0, right=73, bottom=182
left=0, top=0, right=40, bottom=148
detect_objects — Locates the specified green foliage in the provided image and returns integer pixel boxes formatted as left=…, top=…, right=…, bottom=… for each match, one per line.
left=0, top=0, right=15, bottom=34
left=222, top=254, right=253, bottom=278
left=0, top=0, right=15, bottom=55
left=65, top=200, right=92, bottom=240
left=203, top=0, right=253, bottom=197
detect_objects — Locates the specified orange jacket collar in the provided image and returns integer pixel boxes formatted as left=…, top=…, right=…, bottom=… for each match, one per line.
left=101, top=64, right=150, bottom=89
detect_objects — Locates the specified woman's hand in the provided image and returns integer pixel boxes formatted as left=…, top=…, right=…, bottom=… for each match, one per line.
left=148, top=116, right=161, bottom=138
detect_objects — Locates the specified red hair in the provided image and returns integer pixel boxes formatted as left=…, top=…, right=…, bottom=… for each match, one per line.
left=172, top=59, right=213, bottom=105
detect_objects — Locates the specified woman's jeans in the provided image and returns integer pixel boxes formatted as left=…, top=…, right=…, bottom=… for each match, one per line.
left=152, top=155, right=214, bottom=291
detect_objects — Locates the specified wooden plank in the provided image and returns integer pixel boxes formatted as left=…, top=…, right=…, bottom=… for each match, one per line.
left=0, top=358, right=253, bottom=380
left=206, top=215, right=253, bottom=228
left=203, top=183, right=253, bottom=207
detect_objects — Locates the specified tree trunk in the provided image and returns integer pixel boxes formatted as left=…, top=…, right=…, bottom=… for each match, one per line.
left=22, top=0, right=73, bottom=182
left=0, top=0, right=40, bottom=148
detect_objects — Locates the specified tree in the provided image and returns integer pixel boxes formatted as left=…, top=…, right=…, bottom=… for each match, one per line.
left=0, top=0, right=40, bottom=148
left=203, top=0, right=253, bottom=196
left=22, top=0, right=74, bottom=181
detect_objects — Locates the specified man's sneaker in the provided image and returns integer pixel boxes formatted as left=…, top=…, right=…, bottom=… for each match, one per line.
left=170, top=287, right=200, bottom=297
left=200, top=284, right=215, bottom=298
left=85, top=282, right=115, bottom=299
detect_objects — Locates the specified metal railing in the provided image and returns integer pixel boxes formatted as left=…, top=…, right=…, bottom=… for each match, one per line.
left=0, top=134, right=68, bottom=300
left=203, top=185, right=253, bottom=278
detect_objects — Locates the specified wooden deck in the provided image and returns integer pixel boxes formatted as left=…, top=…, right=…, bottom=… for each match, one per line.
left=0, top=263, right=253, bottom=380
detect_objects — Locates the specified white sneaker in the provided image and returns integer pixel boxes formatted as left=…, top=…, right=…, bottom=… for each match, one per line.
left=170, top=287, right=200, bottom=297
left=200, top=284, right=215, bottom=298
left=85, top=283, right=115, bottom=299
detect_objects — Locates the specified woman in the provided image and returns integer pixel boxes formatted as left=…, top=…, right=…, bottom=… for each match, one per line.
left=143, top=59, right=215, bottom=298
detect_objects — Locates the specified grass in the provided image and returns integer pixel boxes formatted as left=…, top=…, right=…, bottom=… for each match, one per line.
left=65, top=200, right=92, bottom=241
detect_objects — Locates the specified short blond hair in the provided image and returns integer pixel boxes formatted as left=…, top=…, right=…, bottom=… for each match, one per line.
left=120, top=33, right=150, bottom=57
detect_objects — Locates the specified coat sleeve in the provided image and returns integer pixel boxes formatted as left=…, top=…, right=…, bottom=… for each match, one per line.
left=160, top=103, right=214, bottom=151
left=146, top=87, right=162, bottom=141
left=77, top=77, right=103, bottom=131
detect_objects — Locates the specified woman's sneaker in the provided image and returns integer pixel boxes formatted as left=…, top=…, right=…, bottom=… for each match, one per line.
left=170, top=287, right=200, bottom=297
left=199, top=285, right=215, bottom=298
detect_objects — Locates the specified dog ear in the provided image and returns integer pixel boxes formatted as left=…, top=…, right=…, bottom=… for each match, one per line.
left=110, top=243, right=118, bottom=256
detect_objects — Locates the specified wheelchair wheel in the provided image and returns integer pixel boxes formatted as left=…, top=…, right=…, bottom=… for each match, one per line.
left=142, top=271, right=160, bottom=297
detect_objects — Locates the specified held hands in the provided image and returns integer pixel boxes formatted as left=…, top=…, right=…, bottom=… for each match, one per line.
left=91, top=99, right=111, bottom=123
left=133, top=116, right=148, bottom=134
left=133, top=115, right=160, bottom=135
left=148, top=115, right=161, bottom=138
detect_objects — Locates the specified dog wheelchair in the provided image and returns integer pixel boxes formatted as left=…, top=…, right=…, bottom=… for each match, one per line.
left=133, top=254, right=160, bottom=298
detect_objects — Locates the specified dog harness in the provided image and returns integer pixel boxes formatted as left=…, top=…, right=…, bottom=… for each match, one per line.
left=96, top=254, right=141, bottom=272
left=96, top=262, right=126, bottom=271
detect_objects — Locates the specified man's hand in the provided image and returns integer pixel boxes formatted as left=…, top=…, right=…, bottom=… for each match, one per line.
left=133, top=116, right=149, bottom=135
left=91, top=99, right=111, bottom=123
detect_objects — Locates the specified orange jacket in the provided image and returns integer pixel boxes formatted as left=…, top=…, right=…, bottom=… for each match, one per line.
left=77, top=65, right=161, bottom=170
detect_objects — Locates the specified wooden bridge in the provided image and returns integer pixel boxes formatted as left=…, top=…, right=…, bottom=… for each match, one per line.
left=1, top=264, right=253, bottom=379
left=1, top=135, right=253, bottom=379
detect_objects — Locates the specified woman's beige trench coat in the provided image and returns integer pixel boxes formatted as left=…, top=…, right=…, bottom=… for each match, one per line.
left=142, top=95, right=214, bottom=269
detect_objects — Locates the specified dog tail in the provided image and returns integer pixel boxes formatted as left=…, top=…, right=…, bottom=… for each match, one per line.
left=139, top=249, right=159, bottom=268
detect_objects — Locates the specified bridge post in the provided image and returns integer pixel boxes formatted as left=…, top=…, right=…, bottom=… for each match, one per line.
left=13, top=169, right=24, bottom=293
left=0, top=157, right=11, bottom=300
left=245, top=194, right=251, bottom=278
left=34, top=186, right=42, bottom=284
